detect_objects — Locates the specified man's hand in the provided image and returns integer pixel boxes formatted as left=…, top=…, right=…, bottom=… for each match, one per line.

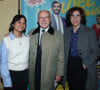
left=56, top=75, right=62, bottom=82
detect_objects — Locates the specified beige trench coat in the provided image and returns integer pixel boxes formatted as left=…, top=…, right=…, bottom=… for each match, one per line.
left=29, top=27, right=64, bottom=90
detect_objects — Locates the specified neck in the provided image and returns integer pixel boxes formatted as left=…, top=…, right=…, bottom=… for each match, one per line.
left=97, top=23, right=100, bottom=25
left=41, top=26, right=49, bottom=30
left=54, top=13, right=59, bottom=15
left=73, top=25, right=80, bottom=33
left=13, top=30, right=22, bottom=38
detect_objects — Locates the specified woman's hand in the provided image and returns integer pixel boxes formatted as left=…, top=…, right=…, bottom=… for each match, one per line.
left=82, top=64, right=87, bottom=70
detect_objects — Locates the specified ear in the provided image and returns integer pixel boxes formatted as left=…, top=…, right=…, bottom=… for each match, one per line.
left=37, top=22, right=39, bottom=25
left=80, top=17, right=82, bottom=21
left=12, top=24, right=14, bottom=27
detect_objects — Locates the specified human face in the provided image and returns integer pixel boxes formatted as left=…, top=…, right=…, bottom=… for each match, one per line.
left=96, top=17, right=100, bottom=24
left=52, top=3, right=61, bottom=15
left=70, top=11, right=82, bottom=28
left=38, top=11, right=50, bottom=29
left=13, top=17, right=26, bottom=33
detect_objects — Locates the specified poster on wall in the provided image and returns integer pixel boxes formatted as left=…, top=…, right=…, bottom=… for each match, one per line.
left=21, top=0, right=100, bottom=33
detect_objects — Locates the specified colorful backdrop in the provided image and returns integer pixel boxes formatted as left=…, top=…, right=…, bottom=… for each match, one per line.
left=21, top=0, right=100, bottom=33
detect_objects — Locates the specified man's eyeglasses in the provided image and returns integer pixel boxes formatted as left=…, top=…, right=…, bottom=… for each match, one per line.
left=39, top=16, right=50, bottom=20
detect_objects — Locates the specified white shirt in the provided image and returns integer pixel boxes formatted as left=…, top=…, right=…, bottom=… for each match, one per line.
left=39, top=27, right=49, bottom=45
left=0, top=32, right=29, bottom=87
left=3, top=32, right=29, bottom=71
left=53, top=14, right=64, bottom=34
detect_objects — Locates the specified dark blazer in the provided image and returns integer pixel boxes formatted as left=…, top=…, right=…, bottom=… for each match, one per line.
left=63, top=24, right=99, bottom=90
left=51, top=14, right=66, bottom=34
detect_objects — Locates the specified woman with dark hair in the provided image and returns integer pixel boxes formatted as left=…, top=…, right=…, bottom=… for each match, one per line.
left=66, top=6, right=86, bottom=27
left=64, top=7, right=99, bottom=90
left=0, top=15, right=29, bottom=90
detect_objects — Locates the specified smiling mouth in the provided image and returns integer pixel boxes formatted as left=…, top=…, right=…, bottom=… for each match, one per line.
left=55, top=10, right=59, bottom=12
left=73, top=21, right=78, bottom=23
left=42, top=23, right=47, bottom=25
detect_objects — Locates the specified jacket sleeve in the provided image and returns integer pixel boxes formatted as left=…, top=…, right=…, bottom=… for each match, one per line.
left=0, top=40, right=12, bottom=87
left=83, top=28, right=99, bottom=68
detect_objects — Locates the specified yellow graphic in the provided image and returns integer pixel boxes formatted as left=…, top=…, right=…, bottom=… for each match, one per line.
left=61, top=0, right=100, bottom=16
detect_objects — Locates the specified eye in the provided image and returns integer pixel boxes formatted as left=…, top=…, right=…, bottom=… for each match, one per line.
left=71, top=14, right=81, bottom=19
left=77, top=15, right=81, bottom=17
left=71, top=15, right=74, bottom=18
left=57, top=6, right=60, bottom=8
left=18, top=21, right=21, bottom=23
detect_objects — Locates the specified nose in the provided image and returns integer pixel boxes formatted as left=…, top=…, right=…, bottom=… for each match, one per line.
left=42, top=17, right=46, bottom=20
left=43, top=17, right=48, bottom=21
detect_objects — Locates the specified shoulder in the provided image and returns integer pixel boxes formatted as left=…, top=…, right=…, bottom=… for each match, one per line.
left=64, top=26, right=72, bottom=33
left=54, top=30, right=62, bottom=35
left=3, top=36, right=10, bottom=42
left=54, top=30, right=63, bottom=38
left=28, top=29, right=35, bottom=36
left=61, top=16, right=66, bottom=20
left=79, top=24, right=91, bottom=32
left=92, top=24, right=96, bottom=27
left=51, top=14, right=54, bottom=19
left=80, top=24, right=96, bottom=36
left=1, top=36, right=11, bottom=49
left=83, top=25, right=94, bottom=32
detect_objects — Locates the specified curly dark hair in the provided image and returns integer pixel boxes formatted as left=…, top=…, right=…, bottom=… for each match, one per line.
left=66, top=7, right=86, bottom=27
left=9, top=14, right=27, bottom=33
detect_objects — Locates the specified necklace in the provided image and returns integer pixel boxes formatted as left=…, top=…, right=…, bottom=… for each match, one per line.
left=18, top=38, right=22, bottom=45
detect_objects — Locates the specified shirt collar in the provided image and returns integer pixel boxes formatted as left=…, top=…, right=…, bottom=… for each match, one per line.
left=40, top=26, right=49, bottom=32
left=9, top=31, right=27, bottom=40
left=71, top=28, right=79, bottom=34
left=54, top=13, right=59, bottom=17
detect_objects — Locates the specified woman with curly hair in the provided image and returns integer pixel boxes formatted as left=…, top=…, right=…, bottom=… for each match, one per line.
left=64, top=7, right=99, bottom=90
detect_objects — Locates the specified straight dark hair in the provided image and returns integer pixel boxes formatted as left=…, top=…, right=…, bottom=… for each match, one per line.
left=9, top=14, right=27, bottom=33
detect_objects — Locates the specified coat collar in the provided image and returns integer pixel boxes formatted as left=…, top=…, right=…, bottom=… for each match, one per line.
left=32, top=26, right=54, bottom=35
left=68, top=24, right=85, bottom=32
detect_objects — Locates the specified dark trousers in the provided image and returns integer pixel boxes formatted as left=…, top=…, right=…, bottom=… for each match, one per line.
left=4, top=69, right=29, bottom=90
left=4, top=87, right=12, bottom=90
left=67, top=56, right=87, bottom=90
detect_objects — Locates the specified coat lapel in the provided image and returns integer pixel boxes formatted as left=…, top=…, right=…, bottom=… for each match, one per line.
left=64, top=27, right=72, bottom=50
left=78, top=24, right=85, bottom=49
left=32, top=26, right=54, bottom=35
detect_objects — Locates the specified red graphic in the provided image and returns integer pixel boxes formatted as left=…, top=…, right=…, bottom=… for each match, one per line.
left=24, top=0, right=46, bottom=8
left=28, top=0, right=41, bottom=5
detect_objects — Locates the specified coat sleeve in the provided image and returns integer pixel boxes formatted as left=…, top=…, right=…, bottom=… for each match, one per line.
left=56, top=33, right=64, bottom=76
left=83, top=28, right=99, bottom=68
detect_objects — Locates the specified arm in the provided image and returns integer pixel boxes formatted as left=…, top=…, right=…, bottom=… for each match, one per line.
left=0, top=40, right=12, bottom=87
left=28, top=29, right=34, bottom=36
left=0, top=44, right=1, bottom=76
left=83, top=29, right=99, bottom=68
left=98, top=35, right=100, bottom=47
left=56, top=34, right=64, bottom=82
